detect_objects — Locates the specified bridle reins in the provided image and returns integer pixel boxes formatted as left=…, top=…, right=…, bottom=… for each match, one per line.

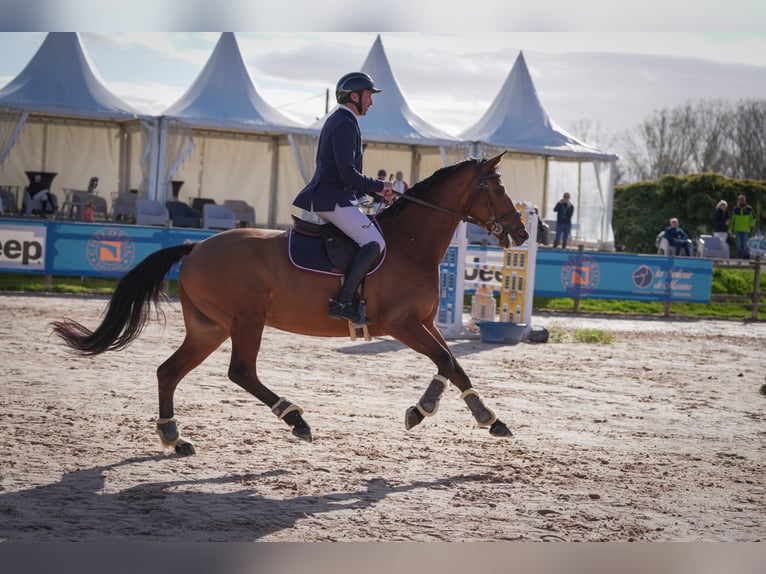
left=389, top=161, right=522, bottom=239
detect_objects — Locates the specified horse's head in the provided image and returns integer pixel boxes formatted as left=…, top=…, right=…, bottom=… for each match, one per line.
left=469, top=153, right=529, bottom=248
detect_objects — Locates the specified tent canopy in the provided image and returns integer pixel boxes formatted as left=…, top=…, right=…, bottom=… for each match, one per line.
left=356, top=35, right=462, bottom=148
left=158, top=33, right=317, bottom=227
left=461, top=51, right=615, bottom=162
left=0, top=33, right=148, bottom=207
left=162, top=32, right=310, bottom=133
left=0, top=32, right=139, bottom=120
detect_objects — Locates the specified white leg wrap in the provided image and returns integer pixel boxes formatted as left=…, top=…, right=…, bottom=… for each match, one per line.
left=415, top=374, right=449, bottom=417
left=461, top=388, right=497, bottom=427
left=156, top=417, right=180, bottom=448
left=271, top=397, right=305, bottom=420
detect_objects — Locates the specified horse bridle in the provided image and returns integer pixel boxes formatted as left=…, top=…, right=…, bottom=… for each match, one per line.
left=390, top=161, right=523, bottom=241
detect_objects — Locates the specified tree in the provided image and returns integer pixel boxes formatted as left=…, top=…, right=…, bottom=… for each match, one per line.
left=616, top=98, right=766, bottom=184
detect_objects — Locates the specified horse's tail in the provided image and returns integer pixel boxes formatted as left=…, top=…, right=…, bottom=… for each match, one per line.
left=50, top=243, right=196, bottom=356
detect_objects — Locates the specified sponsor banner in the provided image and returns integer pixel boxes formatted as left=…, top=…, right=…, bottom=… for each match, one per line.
left=45, top=223, right=215, bottom=278
left=464, top=246, right=713, bottom=303
left=464, top=245, right=505, bottom=293
left=534, top=250, right=713, bottom=303
left=0, top=220, right=47, bottom=272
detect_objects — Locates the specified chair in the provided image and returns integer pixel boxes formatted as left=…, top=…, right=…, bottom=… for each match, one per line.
left=697, top=235, right=729, bottom=259
left=81, top=193, right=108, bottom=221
left=202, top=204, right=236, bottom=230
left=223, top=199, right=256, bottom=228
left=112, top=192, right=137, bottom=222
left=62, top=189, right=88, bottom=219
left=657, top=231, right=692, bottom=256
left=166, top=200, right=201, bottom=228
left=23, top=189, right=59, bottom=216
left=0, top=186, right=20, bottom=215
left=135, top=199, right=169, bottom=227
left=192, top=197, right=216, bottom=212
left=656, top=231, right=671, bottom=255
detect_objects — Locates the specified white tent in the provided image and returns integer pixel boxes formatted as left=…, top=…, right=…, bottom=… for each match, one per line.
left=0, top=32, right=150, bottom=211
left=461, top=52, right=618, bottom=250
left=311, top=35, right=465, bottom=187
left=159, top=32, right=318, bottom=227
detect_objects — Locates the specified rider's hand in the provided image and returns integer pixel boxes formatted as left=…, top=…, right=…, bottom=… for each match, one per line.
left=379, top=182, right=395, bottom=204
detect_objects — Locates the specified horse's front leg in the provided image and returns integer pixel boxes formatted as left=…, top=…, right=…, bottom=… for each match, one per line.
left=391, top=320, right=513, bottom=437
left=229, top=319, right=312, bottom=443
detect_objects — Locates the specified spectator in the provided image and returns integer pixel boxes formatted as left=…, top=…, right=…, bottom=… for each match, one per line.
left=26, top=174, right=58, bottom=216
left=729, top=194, right=756, bottom=259
left=83, top=201, right=95, bottom=223
left=372, top=169, right=387, bottom=204
left=663, top=217, right=693, bottom=256
left=712, top=200, right=730, bottom=243
left=534, top=205, right=549, bottom=245
left=392, top=170, right=409, bottom=194
left=552, top=192, right=574, bottom=249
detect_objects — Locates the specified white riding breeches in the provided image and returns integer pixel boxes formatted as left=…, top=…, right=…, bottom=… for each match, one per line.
left=315, top=204, right=385, bottom=251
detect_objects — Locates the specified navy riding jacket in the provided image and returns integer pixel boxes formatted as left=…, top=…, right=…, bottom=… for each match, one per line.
left=293, top=106, right=384, bottom=212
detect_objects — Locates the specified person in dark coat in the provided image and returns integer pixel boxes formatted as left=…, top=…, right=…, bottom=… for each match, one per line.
left=663, top=217, right=693, bottom=256
left=552, top=192, right=574, bottom=249
left=712, top=200, right=730, bottom=244
left=293, top=72, right=394, bottom=323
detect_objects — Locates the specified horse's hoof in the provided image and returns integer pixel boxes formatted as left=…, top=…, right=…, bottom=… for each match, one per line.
left=489, top=420, right=514, bottom=438
left=174, top=439, right=196, bottom=455
left=405, top=406, right=425, bottom=430
left=292, top=424, right=313, bottom=443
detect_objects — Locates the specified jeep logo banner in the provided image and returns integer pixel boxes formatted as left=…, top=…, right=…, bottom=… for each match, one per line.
left=0, top=223, right=46, bottom=270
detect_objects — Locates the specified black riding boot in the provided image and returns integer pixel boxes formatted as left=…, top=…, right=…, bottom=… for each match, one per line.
left=329, top=242, right=381, bottom=323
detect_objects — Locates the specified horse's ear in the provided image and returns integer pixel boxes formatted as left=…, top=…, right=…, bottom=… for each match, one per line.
left=486, top=151, right=506, bottom=169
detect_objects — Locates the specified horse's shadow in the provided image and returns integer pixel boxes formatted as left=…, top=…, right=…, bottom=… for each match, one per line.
left=0, top=455, right=485, bottom=541
left=338, top=337, right=493, bottom=358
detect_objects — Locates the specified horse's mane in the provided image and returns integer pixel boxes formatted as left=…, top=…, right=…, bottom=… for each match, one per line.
left=375, top=157, right=480, bottom=221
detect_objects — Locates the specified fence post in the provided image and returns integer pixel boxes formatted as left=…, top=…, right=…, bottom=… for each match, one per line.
left=572, top=245, right=584, bottom=314
left=753, top=255, right=762, bottom=320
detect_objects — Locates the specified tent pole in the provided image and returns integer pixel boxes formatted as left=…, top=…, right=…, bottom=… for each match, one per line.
left=409, top=146, right=419, bottom=184
left=541, top=157, right=550, bottom=216
left=268, top=137, right=280, bottom=228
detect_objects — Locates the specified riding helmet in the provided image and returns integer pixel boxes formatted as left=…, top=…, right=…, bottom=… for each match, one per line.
left=335, top=72, right=381, bottom=104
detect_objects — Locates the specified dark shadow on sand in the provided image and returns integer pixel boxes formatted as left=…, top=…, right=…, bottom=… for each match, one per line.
left=0, top=455, right=491, bottom=541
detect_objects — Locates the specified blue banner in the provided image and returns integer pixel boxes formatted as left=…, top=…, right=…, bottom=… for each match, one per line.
left=0, top=220, right=47, bottom=273
left=0, top=218, right=216, bottom=279
left=0, top=219, right=714, bottom=303
left=534, top=250, right=713, bottom=303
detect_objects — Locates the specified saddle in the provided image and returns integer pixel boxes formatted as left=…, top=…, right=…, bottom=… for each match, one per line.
left=288, top=215, right=384, bottom=275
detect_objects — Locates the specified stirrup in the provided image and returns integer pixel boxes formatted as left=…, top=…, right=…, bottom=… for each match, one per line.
left=329, top=299, right=366, bottom=323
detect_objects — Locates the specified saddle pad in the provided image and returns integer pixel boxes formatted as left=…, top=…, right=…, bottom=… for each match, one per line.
left=288, top=229, right=386, bottom=276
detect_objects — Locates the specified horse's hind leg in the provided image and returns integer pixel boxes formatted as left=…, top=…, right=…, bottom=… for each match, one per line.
left=227, top=317, right=312, bottom=442
left=155, top=294, right=230, bottom=455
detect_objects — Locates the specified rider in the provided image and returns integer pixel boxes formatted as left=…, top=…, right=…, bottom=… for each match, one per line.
left=293, top=71, right=395, bottom=324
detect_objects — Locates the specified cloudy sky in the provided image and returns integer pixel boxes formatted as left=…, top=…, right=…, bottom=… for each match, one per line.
left=1, top=28, right=766, bottom=154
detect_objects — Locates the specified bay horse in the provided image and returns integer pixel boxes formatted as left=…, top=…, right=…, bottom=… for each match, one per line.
left=51, top=152, right=529, bottom=455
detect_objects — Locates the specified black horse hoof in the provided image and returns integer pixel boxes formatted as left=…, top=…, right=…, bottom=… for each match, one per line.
left=405, top=406, right=425, bottom=430
left=174, top=439, right=196, bottom=456
left=292, top=423, right=313, bottom=443
left=489, top=420, right=514, bottom=438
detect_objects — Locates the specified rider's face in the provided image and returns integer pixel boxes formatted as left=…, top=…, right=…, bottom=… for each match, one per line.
left=357, top=90, right=373, bottom=115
